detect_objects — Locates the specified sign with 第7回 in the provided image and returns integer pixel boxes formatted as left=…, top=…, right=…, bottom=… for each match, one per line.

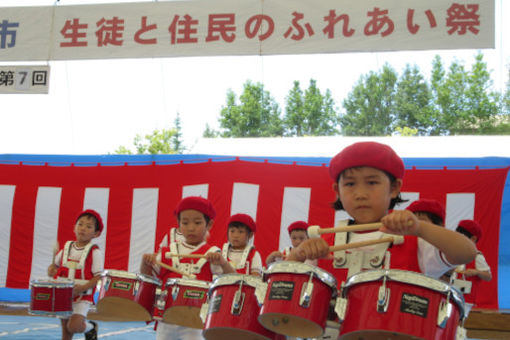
left=0, top=65, right=49, bottom=94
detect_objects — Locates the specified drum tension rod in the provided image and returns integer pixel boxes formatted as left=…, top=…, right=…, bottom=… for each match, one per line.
left=299, top=272, right=315, bottom=308
left=231, top=279, right=245, bottom=315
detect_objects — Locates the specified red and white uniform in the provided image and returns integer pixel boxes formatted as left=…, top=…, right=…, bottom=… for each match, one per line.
left=154, top=241, right=223, bottom=340
left=158, top=227, right=185, bottom=251
left=317, top=219, right=455, bottom=288
left=221, top=243, right=262, bottom=275
left=54, top=241, right=103, bottom=303
left=461, top=251, right=491, bottom=304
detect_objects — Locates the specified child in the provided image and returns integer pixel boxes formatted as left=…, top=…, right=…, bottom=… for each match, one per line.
left=158, top=225, right=185, bottom=250
left=221, top=213, right=263, bottom=276
left=47, top=209, right=104, bottom=340
left=266, top=221, right=309, bottom=265
left=287, top=141, right=476, bottom=284
left=141, top=196, right=235, bottom=340
left=406, top=198, right=445, bottom=226
left=454, top=219, right=492, bottom=304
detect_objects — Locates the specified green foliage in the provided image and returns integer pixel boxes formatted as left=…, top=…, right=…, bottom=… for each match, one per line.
left=203, top=123, right=219, bottom=138
left=219, top=81, right=283, bottom=137
left=283, top=80, right=339, bottom=136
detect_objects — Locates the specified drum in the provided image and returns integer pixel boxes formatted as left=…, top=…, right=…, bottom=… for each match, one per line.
left=258, top=261, right=338, bottom=338
left=156, top=278, right=210, bottom=328
left=29, top=278, right=74, bottom=317
left=96, top=270, right=161, bottom=321
left=337, top=269, right=465, bottom=340
left=202, top=274, right=279, bottom=340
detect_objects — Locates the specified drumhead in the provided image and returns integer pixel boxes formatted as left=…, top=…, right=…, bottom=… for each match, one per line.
left=210, top=273, right=262, bottom=290
left=344, top=269, right=465, bottom=319
left=101, top=270, right=138, bottom=280
left=165, top=278, right=210, bottom=289
left=265, top=261, right=337, bottom=291
left=137, top=273, right=161, bottom=285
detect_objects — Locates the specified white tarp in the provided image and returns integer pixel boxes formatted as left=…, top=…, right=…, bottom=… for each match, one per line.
left=0, top=0, right=495, bottom=61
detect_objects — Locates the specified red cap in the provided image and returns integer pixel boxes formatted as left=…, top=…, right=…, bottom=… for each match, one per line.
left=287, top=221, right=309, bottom=234
left=174, top=196, right=216, bottom=220
left=228, top=213, right=256, bottom=232
left=458, top=219, right=483, bottom=241
left=406, top=199, right=445, bottom=223
left=76, top=209, right=104, bottom=235
left=329, top=142, right=404, bottom=181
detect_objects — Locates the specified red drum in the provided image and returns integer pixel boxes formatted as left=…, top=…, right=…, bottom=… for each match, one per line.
left=96, top=270, right=161, bottom=321
left=156, top=278, right=210, bottom=329
left=337, top=269, right=466, bottom=340
left=202, top=274, right=280, bottom=340
left=29, top=279, right=74, bottom=317
left=258, top=261, right=338, bottom=338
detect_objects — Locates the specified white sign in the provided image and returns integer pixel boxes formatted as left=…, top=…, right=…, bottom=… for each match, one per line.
left=0, top=65, right=50, bottom=94
left=0, top=0, right=495, bottom=62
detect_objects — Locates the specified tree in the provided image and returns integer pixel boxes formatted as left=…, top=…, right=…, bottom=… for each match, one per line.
left=340, top=64, right=398, bottom=136
left=172, top=113, right=185, bottom=153
left=219, top=81, right=283, bottom=137
left=283, top=80, right=340, bottom=136
left=202, top=123, right=219, bottom=138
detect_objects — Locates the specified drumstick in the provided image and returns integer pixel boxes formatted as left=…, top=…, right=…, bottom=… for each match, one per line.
left=156, top=261, right=194, bottom=278
left=308, top=223, right=382, bottom=238
left=165, top=253, right=207, bottom=259
left=329, top=236, right=403, bottom=252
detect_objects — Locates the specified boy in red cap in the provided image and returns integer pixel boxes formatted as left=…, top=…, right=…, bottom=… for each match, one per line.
left=287, top=141, right=476, bottom=284
left=266, top=221, right=310, bottom=265
left=221, top=213, right=263, bottom=276
left=406, top=198, right=446, bottom=226
left=454, top=219, right=492, bottom=305
left=141, top=196, right=234, bottom=340
left=47, top=209, right=104, bottom=340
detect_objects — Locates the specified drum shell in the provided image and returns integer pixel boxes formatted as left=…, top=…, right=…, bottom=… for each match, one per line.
left=339, top=270, right=464, bottom=340
left=29, top=279, right=74, bottom=317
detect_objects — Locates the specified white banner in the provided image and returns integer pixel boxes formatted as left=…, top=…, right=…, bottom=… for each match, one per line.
left=0, top=65, right=49, bottom=93
left=0, top=0, right=495, bottom=61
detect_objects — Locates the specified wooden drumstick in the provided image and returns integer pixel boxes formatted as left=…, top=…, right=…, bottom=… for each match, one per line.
left=329, top=235, right=404, bottom=252
left=156, top=261, right=194, bottom=278
left=308, top=223, right=382, bottom=238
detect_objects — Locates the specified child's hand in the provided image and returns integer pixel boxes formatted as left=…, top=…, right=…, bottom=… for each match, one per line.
left=380, top=210, right=420, bottom=236
left=143, top=253, right=157, bottom=266
left=73, top=283, right=86, bottom=297
left=287, top=238, right=330, bottom=262
left=206, top=251, right=226, bottom=266
left=47, top=264, right=58, bottom=277
left=462, top=268, right=478, bottom=278
left=266, top=251, right=284, bottom=264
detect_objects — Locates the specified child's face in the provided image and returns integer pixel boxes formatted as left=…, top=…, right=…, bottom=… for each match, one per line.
left=228, top=226, right=251, bottom=249
left=290, top=229, right=308, bottom=248
left=74, top=215, right=99, bottom=245
left=334, top=167, right=402, bottom=224
left=179, top=209, right=212, bottom=246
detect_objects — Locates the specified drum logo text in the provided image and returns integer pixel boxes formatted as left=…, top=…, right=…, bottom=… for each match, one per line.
left=400, top=292, right=429, bottom=318
left=112, top=281, right=132, bottom=291
left=268, top=281, right=295, bottom=300
left=35, top=293, right=50, bottom=300
left=184, top=289, right=206, bottom=299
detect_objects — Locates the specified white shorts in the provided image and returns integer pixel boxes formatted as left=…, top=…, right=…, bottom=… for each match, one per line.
left=156, top=322, right=203, bottom=340
left=65, top=301, right=92, bottom=318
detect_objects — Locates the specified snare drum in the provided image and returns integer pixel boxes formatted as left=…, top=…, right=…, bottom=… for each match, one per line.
left=258, top=261, right=338, bottom=338
left=202, top=274, right=279, bottom=340
left=29, top=278, right=74, bottom=317
left=156, top=278, right=210, bottom=329
left=96, top=270, right=161, bottom=321
left=337, top=269, right=465, bottom=340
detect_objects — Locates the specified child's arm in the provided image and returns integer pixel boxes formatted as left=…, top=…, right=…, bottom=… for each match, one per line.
left=286, top=238, right=331, bottom=262
left=141, top=253, right=157, bottom=276
left=266, top=251, right=284, bottom=265
left=47, top=264, right=58, bottom=277
left=463, top=268, right=492, bottom=281
left=206, top=252, right=235, bottom=274
left=73, top=275, right=101, bottom=297
left=380, top=210, right=477, bottom=265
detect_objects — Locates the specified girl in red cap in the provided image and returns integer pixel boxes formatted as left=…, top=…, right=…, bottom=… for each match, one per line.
left=141, top=196, right=235, bottom=340
left=47, top=209, right=104, bottom=340
left=221, top=213, right=263, bottom=276
left=287, top=141, right=476, bottom=284
left=454, top=219, right=492, bottom=306
left=266, top=221, right=310, bottom=266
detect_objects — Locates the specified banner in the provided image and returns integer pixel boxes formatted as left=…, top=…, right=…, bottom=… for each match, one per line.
left=0, top=0, right=495, bottom=61
left=0, top=159, right=507, bottom=309
left=0, top=65, right=49, bottom=94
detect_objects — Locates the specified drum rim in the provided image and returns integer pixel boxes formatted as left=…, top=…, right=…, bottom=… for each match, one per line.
left=343, top=269, right=465, bottom=319
left=30, top=278, right=74, bottom=288
left=165, top=278, right=211, bottom=289
left=265, top=261, right=338, bottom=290
left=101, top=270, right=138, bottom=280
left=210, top=273, right=262, bottom=289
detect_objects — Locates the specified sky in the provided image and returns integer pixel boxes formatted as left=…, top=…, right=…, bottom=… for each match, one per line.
left=0, top=0, right=508, bottom=156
